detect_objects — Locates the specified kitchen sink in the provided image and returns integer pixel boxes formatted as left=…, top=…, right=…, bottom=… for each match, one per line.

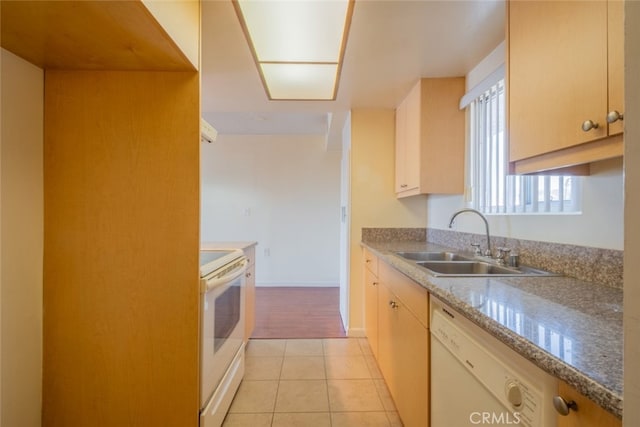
left=395, top=251, right=472, bottom=261
left=417, top=261, right=519, bottom=276
left=395, top=251, right=559, bottom=277
left=415, top=261, right=560, bottom=277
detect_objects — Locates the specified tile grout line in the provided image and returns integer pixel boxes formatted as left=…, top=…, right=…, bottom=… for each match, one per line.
left=269, top=340, right=286, bottom=427
left=322, top=339, right=334, bottom=426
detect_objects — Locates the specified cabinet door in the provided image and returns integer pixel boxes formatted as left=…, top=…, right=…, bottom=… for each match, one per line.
left=244, top=263, right=256, bottom=343
left=404, top=83, right=421, bottom=190
left=244, top=246, right=256, bottom=343
left=395, top=82, right=421, bottom=195
left=376, top=284, right=398, bottom=399
left=393, top=295, right=429, bottom=427
left=607, top=0, right=624, bottom=136
left=556, top=381, right=620, bottom=427
left=364, top=268, right=379, bottom=359
left=509, top=0, right=608, bottom=162
left=377, top=283, right=429, bottom=427
left=395, top=100, right=408, bottom=193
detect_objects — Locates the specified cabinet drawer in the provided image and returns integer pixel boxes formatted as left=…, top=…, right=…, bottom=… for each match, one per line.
left=379, top=261, right=429, bottom=328
left=363, top=247, right=379, bottom=276
left=243, top=246, right=255, bottom=266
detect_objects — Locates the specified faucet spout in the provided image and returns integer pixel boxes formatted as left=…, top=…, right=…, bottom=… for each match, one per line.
left=448, top=208, right=492, bottom=257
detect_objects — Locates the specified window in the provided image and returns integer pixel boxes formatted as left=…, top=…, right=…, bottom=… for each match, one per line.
left=469, top=79, right=581, bottom=214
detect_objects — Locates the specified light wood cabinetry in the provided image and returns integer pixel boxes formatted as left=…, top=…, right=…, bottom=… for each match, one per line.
left=363, top=248, right=380, bottom=358
left=508, top=0, right=624, bottom=174
left=244, top=245, right=257, bottom=343
left=556, top=381, right=621, bottom=427
left=395, top=78, right=465, bottom=197
left=0, top=1, right=197, bottom=71
left=3, top=3, right=202, bottom=426
left=44, top=70, right=200, bottom=427
left=377, top=261, right=430, bottom=427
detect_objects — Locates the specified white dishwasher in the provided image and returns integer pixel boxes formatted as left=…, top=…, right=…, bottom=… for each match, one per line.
left=430, top=297, right=557, bottom=427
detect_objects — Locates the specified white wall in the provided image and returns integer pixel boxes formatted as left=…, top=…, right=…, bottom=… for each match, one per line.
left=0, top=48, right=44, bottom=427
left=427, top=41, right=624, bottom=251
left=427, top=157, right=623, bottom=250
left=201, top=134, right=341, bottom=286
left=624, top=2, right=640, bottom=425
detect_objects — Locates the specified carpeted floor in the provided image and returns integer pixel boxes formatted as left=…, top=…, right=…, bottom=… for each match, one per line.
left=251, top=287, right=347, bottom=339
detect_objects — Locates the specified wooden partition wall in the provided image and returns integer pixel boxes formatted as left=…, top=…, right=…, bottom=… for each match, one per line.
left=43, top=71, right=200, bottom=426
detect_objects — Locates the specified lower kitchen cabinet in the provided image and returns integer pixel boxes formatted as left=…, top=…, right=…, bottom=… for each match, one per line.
left=377, top=263, right=430, bottom=427
left=556, top=381, right=621, bottom=427
left=364, top=249, right=380, bottom=359
left=244, top=245, right=256, bottom=343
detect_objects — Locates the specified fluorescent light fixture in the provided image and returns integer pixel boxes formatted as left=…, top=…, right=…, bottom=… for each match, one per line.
left=234, top=0, right=354, bottom=100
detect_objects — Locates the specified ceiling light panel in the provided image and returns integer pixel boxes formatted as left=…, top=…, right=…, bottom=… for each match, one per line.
left=261, top=63, right=338, bottom=100
left=236, top=0, right=350, bottom=63
left=234, top=0, right=354, bottom=100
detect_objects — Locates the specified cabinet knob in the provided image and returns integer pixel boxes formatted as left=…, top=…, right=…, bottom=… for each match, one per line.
left=372, top=281, right=379, bottom=286
left=400, top=184, right=408, bottom=188
left=505, top=381, right=523, bottom=408
left=606, top=110, right=624, bottom=124
left=389, top=300, right=399, bottom=309
left=245, top=272, right=251, bottom=278
left=553, top=395, right=578, bottom=416
left=581, top=120, right=599, bottom=132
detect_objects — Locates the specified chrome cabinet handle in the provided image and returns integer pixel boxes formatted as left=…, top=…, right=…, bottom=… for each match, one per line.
left=389, top=300, right=399, bottom=309
left=553, top=395, right=577, bottom=416
left=581, top=120, right=599, bottom=132
left=400, top=184, right=408, bottom=188
left=606, top=110, right=624, bottom=123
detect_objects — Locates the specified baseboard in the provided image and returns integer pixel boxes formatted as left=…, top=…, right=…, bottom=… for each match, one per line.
left=256, top=282, right=339, bottom=288
left=346, top=327, right=365, bottom=338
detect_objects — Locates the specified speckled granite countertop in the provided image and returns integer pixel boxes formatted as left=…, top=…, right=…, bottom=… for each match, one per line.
left=362, top=240, right=623, bottom=418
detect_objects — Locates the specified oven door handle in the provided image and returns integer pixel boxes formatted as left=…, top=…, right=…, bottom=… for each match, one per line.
left=201, top=258, right=248, bottom=293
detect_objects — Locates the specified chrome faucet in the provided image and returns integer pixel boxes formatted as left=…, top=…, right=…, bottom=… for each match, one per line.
left=448, top=208, right=492, bottom=257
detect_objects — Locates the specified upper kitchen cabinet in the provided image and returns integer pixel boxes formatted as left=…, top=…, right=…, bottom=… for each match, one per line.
left=395, top=77, right=465, bottom=197
left=508, top=0, right=623, bottom=174
left=0, top=0, right=199, bottom=70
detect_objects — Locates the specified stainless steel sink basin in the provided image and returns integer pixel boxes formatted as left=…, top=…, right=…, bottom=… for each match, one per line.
left=395, top=250, right=559, bottom=277
left=395, top=251, right=472, bottom=261
left=415, top=261, right=559, bottom=277
left=417, top=261, right=519, bottom=276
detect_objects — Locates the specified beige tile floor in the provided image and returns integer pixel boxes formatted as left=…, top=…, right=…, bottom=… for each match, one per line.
left=223, top=338, right=403, bottom=427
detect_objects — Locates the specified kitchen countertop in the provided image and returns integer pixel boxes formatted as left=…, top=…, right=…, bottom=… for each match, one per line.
left=201, top=241, right=257, bottom=251
left=362, top=240, right=623, bottom=418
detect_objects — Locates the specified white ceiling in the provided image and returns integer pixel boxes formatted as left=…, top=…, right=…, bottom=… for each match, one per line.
left=201, top=0, right=505, bottom=147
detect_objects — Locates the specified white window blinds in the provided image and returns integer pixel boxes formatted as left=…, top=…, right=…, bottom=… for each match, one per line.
left=469, top=79, right=581, bottom=214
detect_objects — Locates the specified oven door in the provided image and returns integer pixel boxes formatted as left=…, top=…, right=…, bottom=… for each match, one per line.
left=200, top=258, right=247, bottom=409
